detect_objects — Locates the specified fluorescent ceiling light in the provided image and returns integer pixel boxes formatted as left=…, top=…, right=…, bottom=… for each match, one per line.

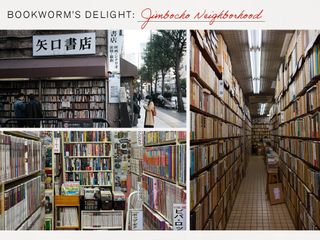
left=260, top=103, right=266, bottom=115
left=0, top=78, right=29, bottom=81
left=248, top=30, right=262, bottom=50
left=248, top=30, right=262, bottom=95
left=253, top=79, right=260, bottom=94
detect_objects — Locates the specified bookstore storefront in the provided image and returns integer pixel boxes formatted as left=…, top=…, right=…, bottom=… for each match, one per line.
left=0, top=30, right=138, bottom=128
left=0, top=130, right=187, bottom=231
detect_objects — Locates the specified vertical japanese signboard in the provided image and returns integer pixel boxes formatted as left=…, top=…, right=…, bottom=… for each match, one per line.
left=33, top=32, right=96, bottom=56
left=173, top=203, right=186, bottom=230
left=108, top=30, right=123, bottom=74
left=108, top=30, right=123, bottom=103
left=131, top=210, right=143, bottom=230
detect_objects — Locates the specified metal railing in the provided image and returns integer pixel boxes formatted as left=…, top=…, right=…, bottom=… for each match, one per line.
left=1, top=118, right=110, bottom=128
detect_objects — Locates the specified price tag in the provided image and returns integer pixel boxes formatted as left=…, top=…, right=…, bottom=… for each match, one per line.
left=218, top=80, right=224, bottom=97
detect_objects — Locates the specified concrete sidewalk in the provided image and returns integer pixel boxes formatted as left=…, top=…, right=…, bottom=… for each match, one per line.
left=134, top=100, right=186, bottom=128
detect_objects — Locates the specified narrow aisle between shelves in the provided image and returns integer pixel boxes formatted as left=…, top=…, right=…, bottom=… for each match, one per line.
left=226, top=155, right=295, bottom=230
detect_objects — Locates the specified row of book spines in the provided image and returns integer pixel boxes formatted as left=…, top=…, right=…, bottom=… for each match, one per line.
left=190, top=150, right=241, bottom=210
left=0, top=134, right=41, bottom=182
left=141, top=174, right=186, bottom=225
left=142, top=204, right=171, bottom=230
left=276, top=36, right=320, bottom=99
left=279, top=139, right=319, bottom=169
left=281, top=81, right=320, bottom=122
left=42, top=87, right=105, bottom=95
left=65, top=159, right=111, bottom=171
left=191, top=78, right=243, bottom=124
left=190, top=140, right=241, bottom=176
left=63, top=131, right=109, bottom=143
left=280, top=160, right=320, bottom=219
left=3, top=176, right=41, bottom=230
left=144, top=131, right=186, bottom=145
left=191, top=112, right=242, bottom=141
left=190, top=164, right=241, bottom=230
left=279, top=50, right=320, bottom=110
left=191, top=34, right=245, bottom=111
left=190, top=32, right=243, bottom=114
left=280, top=167, right=320, bottom=229
left=143, top=145, right=177, bottom=181
left=279, top=148, right=320, bottom=196
left=64, top=143, right=111, bottom=157
left=65, top=172, right=112, bottom=186
left=279, top=112, right=320, bottom=138
left=42, top=103, right=105, bottom=110
left=82, top=212, right=123, bottom=228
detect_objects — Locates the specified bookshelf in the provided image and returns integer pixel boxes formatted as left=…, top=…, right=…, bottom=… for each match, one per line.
left=0, top=131, right=42, bottom=230
left=62, top=131, right=114, bottom=188
left=81, top=210, right=124, bottom=230
left=270, top=30, right=320, bottom=230
left=0, top=79, right=106, bottom=120
left=129, top=132, right=144, bottom=192
left=55, top=195, right=80, bottom=230
left=142, top=131, right=186, bottom=230
left=252, top=118, right=270, bottom=143
left=190, top=30, right=251, bottom=230
left=42, top=131, right=55, bottom=230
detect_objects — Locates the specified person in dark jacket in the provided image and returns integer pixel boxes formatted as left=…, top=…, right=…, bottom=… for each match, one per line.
left=13, top=92, right=26, bottom=127
left=25, top=94, right=43, bottom=127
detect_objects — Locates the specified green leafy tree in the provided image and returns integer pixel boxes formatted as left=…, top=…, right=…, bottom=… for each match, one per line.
left=158, top=30, right=186, bottom=112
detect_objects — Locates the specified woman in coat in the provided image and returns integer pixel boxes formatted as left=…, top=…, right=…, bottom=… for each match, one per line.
left=144, top=95, right=156, bottom=128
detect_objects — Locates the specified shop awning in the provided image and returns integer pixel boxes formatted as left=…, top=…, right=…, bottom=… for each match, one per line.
left=120, top=58, right=138, bottom=79
left=0, top=56, right=108, bottom=79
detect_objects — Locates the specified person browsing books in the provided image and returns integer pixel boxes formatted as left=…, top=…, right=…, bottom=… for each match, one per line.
left=13, top=92, right=26, bottom=127
left=25, top=94, right=43, bottom=127
left=143, top=95, right=156, bottom=128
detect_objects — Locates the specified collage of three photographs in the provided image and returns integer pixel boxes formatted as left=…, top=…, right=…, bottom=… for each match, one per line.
left=0, top=29, right=319, bottom=231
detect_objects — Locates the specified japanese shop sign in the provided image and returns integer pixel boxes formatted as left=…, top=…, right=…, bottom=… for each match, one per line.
left=108, top=74, right=121, bottom=103
left=137, top=131, right=144, bottom=147
left=173, top=203, right=186, bottom=230
left=53, top=138, right=60, bottom=153
left=131, top=210, right=143, bottom=230
left=32, top=32, right=96, bottom=56
left=108, top=30, right=123, bottom=73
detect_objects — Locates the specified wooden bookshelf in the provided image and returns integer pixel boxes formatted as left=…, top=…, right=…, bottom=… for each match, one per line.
left=61, top=131, right=114, bottom=189
left=0, top=79, right=107, bottom=120
left=54, top=195, right=80, bottom=230
left=270, top=30, right=320, bottom=230
left=0, top=131, right=42, bottom=230
left=142, top=131, right=186, bottom=230
left=190, top=30, right=251, bottom=230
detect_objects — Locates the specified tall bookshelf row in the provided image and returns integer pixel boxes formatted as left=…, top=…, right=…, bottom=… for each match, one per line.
left=252, top=117, right=270, bottom=143
left=0, top=79, right=106, bottom=119
left=57, top=131, right=124, bottom=230
left=142, top=131, right=186, bottom=230
left=190, top=30, right=251, bottom=230
left=243, top=107, right=252, bottom=177
left=0, top=131, right=43, bottom=230
left=62, top=131, right=113, bottom=188
left=270, top=30, right=320, bottom=230
left=130, top=132, right=144, bottom=192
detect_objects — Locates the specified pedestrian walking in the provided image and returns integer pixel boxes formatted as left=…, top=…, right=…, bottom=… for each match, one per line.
left=143, top=95, right=156, bottom=128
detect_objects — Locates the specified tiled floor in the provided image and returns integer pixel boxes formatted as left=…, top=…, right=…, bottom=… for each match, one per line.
left=226, top=155, right=296, bottom=230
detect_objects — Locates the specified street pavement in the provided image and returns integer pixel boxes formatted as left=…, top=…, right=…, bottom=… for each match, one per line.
left=134, top=100, right=186, bottom=128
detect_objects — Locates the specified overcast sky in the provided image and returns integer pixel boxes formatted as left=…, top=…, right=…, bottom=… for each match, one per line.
left=123, top=30, right=151, bottom=68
